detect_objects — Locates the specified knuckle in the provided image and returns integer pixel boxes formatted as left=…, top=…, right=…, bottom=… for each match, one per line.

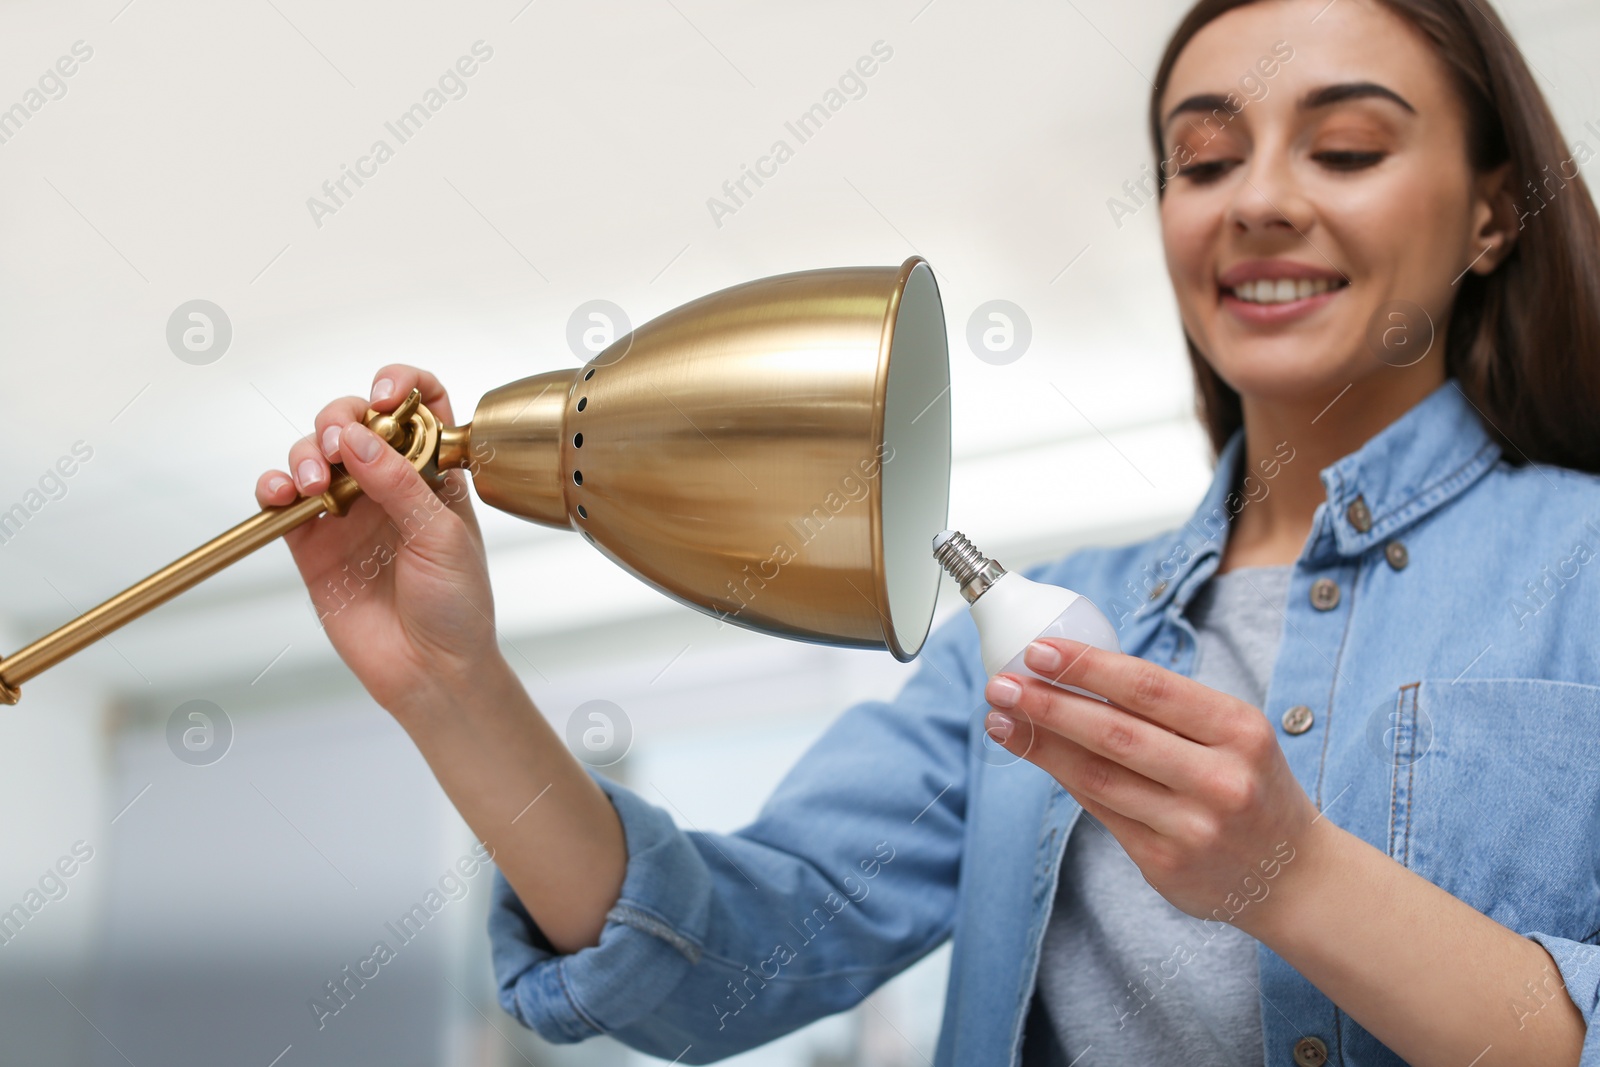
left=1023, top=682, right=1061, bottom=724
left=1130, top=664, right=1169, bottom=707
left=1234, top=715, right=1277, bottom=760
left=288, top=438, right=319, bottom=466
left=1183, top=810, right=1222, bottom=849
left=1056, top=642, right=1094, bottom=683
left=1099, top=718, right=1141, bottom=760
left=377, top=459, right=418, bottom=496
left=1209, top=768, right=1258, bottom=815
left=1080, top=755, right=1117, bottom=799
left=319, top=396, right=363, bottom=426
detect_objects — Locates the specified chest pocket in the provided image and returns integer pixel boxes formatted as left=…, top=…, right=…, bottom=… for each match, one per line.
left=1401, top=678, right=1600, bottom=940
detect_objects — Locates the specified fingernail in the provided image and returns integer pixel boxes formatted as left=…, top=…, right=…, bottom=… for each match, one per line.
left=986, top=711, right=1014, bottom=744
left=266, top=475, right=292, bottom=497
left=371, top=378, right=395, bottom=402
left=986, top=675, right=1022, bottom=708
left=1026, top=640, right=1062, bottom=672
left=343, top=422, right=383, bottom=462
left=295, top=459, right=321, bottom=491
left=321, top=424, right=342, bottom=458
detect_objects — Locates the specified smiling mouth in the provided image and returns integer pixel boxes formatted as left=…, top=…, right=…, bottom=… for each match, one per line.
left=1223, top=277, right=1350, bottom=304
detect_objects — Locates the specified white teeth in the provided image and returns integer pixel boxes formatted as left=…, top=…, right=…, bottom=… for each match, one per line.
left=1230, top=277, right=1341, bottom=304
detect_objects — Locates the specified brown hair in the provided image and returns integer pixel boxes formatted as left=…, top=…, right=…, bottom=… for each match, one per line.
left=1150, top=0, right=1600, bottom=472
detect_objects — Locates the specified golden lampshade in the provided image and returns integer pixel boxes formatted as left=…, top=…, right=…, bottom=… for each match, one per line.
left=0, top=257, right=952, bottom=703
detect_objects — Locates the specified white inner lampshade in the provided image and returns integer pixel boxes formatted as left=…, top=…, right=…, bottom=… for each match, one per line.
left=878, top=261, right=952, bottom=660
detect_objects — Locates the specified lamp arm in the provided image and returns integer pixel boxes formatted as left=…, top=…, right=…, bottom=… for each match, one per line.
left=0, top=389, right=451, bottom=705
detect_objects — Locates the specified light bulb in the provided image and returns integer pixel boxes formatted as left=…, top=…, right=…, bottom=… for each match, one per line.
left=932, top=530, right=1120, bottom=699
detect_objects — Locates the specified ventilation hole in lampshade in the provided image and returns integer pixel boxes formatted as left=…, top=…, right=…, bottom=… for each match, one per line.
left=584, top=368, right=595, bottom=381
left=577, top=396, right=587, bottom=412
left=573, top=470, right=583, bottom=485
left=577, top=504, right=588, bottom=519
left=573, top=432, right=583, bottom=448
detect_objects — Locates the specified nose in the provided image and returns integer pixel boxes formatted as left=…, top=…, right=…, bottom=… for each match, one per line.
left=1225, top=140, right=1314, bottom=238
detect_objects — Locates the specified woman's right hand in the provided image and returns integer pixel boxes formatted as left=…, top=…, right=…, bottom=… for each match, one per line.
left=259, top=365, right=628, bottom=952
left=254, top=364, right=501, bottom=717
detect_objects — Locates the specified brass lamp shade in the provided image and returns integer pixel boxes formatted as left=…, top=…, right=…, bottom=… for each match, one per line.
left=0, top=257, right=950, bottom=703
left=453, top=255, right=952, bottom=660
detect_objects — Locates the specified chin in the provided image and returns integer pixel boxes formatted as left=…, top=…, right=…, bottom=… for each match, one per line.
left=1204, top=344, right=1364, bottom=404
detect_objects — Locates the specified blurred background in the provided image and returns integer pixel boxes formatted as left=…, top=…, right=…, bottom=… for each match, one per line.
left=0, top=0, right=1596, bottom=1063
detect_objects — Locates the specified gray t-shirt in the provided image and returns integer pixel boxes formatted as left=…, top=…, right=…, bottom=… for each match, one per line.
left=1022, top=564, right=1292, bottom=1067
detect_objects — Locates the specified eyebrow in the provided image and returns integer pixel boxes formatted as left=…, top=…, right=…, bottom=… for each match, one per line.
left=1162, top=81, right=1417, bottom=131
left=1301, top=81, right=1416, bottom=113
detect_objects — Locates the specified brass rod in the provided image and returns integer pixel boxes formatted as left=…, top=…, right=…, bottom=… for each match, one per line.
left=0, top=473, right=364, bottom=701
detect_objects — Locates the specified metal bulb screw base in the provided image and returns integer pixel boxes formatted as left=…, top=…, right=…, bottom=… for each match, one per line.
left=932, top=530, right=1006, bottom=605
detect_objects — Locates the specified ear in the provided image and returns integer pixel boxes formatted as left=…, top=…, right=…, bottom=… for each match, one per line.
left=1466, top=161, right=1520, bottom=276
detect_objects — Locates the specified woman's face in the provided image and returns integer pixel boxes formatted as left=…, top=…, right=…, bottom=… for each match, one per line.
left=1158, top=0, right=1508, bottom=412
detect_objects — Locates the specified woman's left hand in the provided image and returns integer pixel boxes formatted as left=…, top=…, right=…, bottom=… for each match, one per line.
left=983, top=637, right=1329, bottom=935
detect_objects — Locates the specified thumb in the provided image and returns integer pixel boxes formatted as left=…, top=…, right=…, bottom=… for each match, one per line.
left=339, top=421, right=458, bottom=554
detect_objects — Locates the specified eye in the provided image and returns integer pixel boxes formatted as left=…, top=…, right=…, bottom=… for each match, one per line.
left=1314, top=149, right=1386, bottom=171
left=1176, top=159, right=1238, bottom=183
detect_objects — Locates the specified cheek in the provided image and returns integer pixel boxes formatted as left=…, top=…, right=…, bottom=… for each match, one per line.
left=1160, top=189, right=1225, bottom=284
left=1313, top=159, right=1469, bottom=310
left=1311, top=181, right=1404, bottom=276
left=1161, top=197, right=1222, bottom=327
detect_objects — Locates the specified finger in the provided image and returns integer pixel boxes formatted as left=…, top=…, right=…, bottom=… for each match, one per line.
left=988, top=672, right=1215, bottom=793
left=255, top=469, right=298, bottom=508
left=287, top=434, right=331, bottom=496
left=433, top=467, right=485, bottom=535
left=369, top=364, right=457, bottom=426
left=1022, top=639, right=1234, bottom=744
left=1075, top=794, right=1162, bottom=857
left=338, top=421, right=460, bottom=557
left=990, top=709, right=1179, bottom=833
left=312, top=396, right=373, bottom=465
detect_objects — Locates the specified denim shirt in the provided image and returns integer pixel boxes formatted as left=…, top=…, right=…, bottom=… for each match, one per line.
left=487, top=379, right=1600, bottom=1066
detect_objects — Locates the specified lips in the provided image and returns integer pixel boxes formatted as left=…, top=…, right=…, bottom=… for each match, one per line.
left=1217, top=259, right=1349, bottom=321
left=1229, top=276, right=1346, bottom=304
left=1218, top=259, right=1348, bottom=301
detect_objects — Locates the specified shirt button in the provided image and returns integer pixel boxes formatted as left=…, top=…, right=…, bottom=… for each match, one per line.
left=1293, top=1036, right=1329, bottom=1067
left=1309, top=577, right=1341, bottom=610
left=1281, top=704, right=1315, bottom=735
left=1346, top=495, right=1372, bottom=533
left=1385, top=540, right=1409, bottom=570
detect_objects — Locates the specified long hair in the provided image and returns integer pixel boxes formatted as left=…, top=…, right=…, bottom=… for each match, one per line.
left=1150, top=0, right=1600, bottom=472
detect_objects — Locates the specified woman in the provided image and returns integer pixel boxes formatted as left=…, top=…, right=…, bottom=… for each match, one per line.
left=256, top=0, right=1600, bottom=1063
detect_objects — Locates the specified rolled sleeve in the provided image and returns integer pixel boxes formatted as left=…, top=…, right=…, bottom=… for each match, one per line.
left=490, top=773, right=714, bottom=1043
left=486, top=610, right=979, bottom=1061
left=1527, top=931, right=1600, bottom=1061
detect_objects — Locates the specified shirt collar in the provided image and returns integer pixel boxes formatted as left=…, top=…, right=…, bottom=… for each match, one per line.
left=1145, top=378, right=1501, bottom=616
